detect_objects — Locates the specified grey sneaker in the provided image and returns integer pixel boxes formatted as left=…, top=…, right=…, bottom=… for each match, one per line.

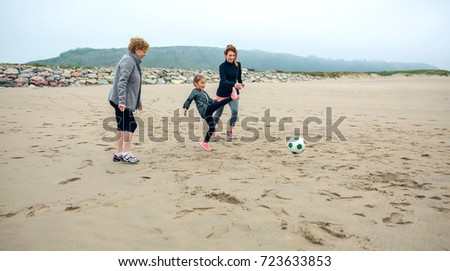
left=226, top=131, right=236, bottom=139
left=122, top=153, right=139, bottom=164
left=113, top=153, right=123, bottom=162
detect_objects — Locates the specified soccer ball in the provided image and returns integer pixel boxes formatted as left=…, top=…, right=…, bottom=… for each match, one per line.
left=287, top=136, right=306, bottom=154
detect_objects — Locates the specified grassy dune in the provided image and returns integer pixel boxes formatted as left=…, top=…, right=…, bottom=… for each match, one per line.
left=286, top=69, right=449, bottom=78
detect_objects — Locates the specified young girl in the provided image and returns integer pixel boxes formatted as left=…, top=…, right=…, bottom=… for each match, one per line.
left=183, top=75, right=238, bottom=151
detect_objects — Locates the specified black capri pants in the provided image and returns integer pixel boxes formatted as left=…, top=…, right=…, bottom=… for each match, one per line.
left=109, top=100, right=138, bottom=133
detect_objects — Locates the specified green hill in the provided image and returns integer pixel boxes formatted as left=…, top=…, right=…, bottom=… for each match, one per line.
left=28, top=46, right=437, bottom=72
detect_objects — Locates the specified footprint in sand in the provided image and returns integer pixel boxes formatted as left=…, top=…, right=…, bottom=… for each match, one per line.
left=140, top=176, right=152, bottom=183
left=281, top=219, right=288, bottom=230
left=78, top=159, right=93, bottom=169
left=146, top=227, right=163, bottom=235
left=106, top=170, right=124, bottom=174
left=145, top=227, right=168, bottom=240
left=65, top=206, right=81, bottom=211
left=261, top=189, right=292, bottom=200
left=172, top=207, right=215, bottom=220
left=318, top=190, right=363, bottom=201
left=314, top=222, right=348, bottom=239
left=26, top=204, right=50, bottom=217
left=364, top=172, right=433, bottom=191
left=0, top=211, right=18, bottom=218
left=58, top=177, right=81, bottom=185
left=298, top=225, right=324, bottom=246
left=172, top=209, right=195, bottom=220
left=353, top=213, right=377, bottom=225
left=431, top=206, right=450, bottom=214
left=382, top=212, right=412, bottom=226
left=232, top=222, right=251, bottom=232
left=258, top=204, right=290, bottom=217
left=298, top=221, right=350, bottom=246
left=388, top=203, right=411, bottom=213
left=206, top=225, right=229, bottom=239
left=65, top=198, right=99, bottom=211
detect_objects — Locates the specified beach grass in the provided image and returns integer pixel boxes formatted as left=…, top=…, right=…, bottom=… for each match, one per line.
left=283, top=69, right=449, bottom=78
left=370, top=69, right=449, bottom=77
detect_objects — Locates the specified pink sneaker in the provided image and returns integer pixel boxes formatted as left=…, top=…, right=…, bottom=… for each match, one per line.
left=231, top=87, right=238, bottom=100
left=226, top=130, right=236, bottom=139
left=199, top=142, right=212, bottom=152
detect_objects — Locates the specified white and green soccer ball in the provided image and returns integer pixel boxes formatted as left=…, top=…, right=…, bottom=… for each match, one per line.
left=287, top=136, right=305, bottom=154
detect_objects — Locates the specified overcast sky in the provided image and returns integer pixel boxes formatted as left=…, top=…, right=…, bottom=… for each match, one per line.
left=2, top=0, right=450, bottom=69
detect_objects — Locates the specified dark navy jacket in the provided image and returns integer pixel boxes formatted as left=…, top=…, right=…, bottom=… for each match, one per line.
left=216, top=60, right=242, bottom=97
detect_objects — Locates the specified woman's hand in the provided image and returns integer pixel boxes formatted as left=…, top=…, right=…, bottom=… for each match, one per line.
left=183, top=108, right=188, bottom=116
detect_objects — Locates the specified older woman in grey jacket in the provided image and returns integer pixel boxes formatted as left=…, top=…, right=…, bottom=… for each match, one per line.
left=108, top=37, right=149, bottom=163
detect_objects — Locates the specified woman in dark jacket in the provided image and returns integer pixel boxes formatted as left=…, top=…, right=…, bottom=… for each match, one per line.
left=213, top=44, right=245, bottom=140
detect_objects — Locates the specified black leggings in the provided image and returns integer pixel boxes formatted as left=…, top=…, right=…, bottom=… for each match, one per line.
left=204, top=97, right=233, bottom=142
left=109, top=101, right=137, bottom=133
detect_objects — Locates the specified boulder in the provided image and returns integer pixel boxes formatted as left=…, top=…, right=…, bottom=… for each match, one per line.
left=4, top=68, right=19, bottom=75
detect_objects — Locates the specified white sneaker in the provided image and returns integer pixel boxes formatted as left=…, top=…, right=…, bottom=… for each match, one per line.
left=122, top=153, right=139, bottom=164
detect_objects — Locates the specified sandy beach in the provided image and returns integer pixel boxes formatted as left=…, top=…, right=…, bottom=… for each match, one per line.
left=0, top=75, right=449, bottom=250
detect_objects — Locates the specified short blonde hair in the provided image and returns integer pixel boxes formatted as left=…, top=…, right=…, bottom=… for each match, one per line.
left=128, top=37, right=150, bottom=54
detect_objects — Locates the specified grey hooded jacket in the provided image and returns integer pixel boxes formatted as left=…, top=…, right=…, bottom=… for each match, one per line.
left=108, top=52, right=142, bottom=111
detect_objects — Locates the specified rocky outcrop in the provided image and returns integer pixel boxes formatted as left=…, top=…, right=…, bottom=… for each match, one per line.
left=0, top=64, right=338, bottom=88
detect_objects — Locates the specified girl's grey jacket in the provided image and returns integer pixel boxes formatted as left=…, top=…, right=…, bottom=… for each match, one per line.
left=183, top=88, right=216, bottom=119
left=108, top=52, right=142, bottom=111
